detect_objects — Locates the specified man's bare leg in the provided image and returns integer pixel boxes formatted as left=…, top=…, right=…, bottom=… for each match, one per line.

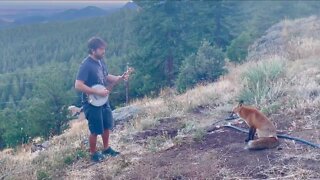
left=89, top=133, right=98, bottom=154
left=102, top=129, right=110, bottom=150
left=101, top=129, right=120, bottom=156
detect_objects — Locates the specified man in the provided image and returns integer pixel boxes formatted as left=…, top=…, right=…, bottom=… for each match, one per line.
left=75, top=37, right=129, bottom=162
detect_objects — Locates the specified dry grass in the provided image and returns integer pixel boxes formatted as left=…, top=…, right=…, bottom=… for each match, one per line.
left=281, top=16, right=320, bottom=60
left=248, top=16, right=320, bottom=61
left=0, top=119, right=89, bottom=179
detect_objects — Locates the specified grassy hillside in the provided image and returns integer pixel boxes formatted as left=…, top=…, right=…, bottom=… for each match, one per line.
left=2, top=0, right=320, bottom=149
left=1, top=16, right=319, bottom=179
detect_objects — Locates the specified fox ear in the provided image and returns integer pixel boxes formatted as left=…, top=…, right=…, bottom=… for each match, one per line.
left=239, top=100, right=244, bottom=106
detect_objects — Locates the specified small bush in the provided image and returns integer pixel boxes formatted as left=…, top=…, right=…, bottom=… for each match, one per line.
left=146, top=135, right=169, bottom=152
left=261, top=102, right=281, bottom=116
left=63, top=155, right=74, bottom=165
left=238, top=59, right=286, bottom=106
left=63, top=149, right=88, bottom=165
left=227, top=32, right=253, bottom=63
left=192, top=129, right=206, bottom=142
left=36, top=169, right=50, bottom=180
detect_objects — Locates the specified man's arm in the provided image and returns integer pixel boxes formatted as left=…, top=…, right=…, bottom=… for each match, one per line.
left=75, top=80, right=109, bottom=96
left=106, top=74, right=124, bottom=85
left=105, top=67, right=132, bottom=85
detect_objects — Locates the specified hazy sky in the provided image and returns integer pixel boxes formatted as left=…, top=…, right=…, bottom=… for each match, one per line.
left=0, top=0, right=130, bottom=10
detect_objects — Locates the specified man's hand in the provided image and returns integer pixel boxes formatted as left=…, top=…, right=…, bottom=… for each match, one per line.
left=75, top=80, right=110, bottom=96
left=94, top=88, right=110, bottom=97
left=106, top=75, right=125, bottom=84
left=121, top=73, right=130, bottom=81
left=106, top=67, right=133, bottom=84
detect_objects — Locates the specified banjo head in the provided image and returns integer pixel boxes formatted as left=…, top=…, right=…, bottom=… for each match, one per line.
left=88, top=84, right=109, bottom=107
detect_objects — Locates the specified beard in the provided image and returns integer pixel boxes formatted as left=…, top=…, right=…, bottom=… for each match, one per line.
left=93, top=53, right=104, bottom=60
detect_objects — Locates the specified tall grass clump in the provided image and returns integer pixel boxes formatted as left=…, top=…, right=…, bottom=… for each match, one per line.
left=238, top=59, right=286, bottom=106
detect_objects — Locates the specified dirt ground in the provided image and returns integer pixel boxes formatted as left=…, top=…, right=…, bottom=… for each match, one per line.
left=62, top=110, right=320, bottom=180
left=119, top=128, right=319, bottom=179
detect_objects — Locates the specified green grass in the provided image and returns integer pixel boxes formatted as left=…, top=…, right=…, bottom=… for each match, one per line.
left=238, top=59, right=286, bottom=106
left=146, top=135, right=169, bottom=152
left=261, top=102, right=281, bottom=116
left=36, top=169, right=50, bottom=180
left=192, top=129, right=206, bottom=142
left=63, top=149, right=88, bottom=165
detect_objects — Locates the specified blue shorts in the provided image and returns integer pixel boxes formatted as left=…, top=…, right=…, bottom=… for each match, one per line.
left=83, top=103, right=114, bottom=135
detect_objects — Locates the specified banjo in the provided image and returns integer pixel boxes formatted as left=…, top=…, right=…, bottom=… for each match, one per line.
left=88, top=67, right=134, bottom=107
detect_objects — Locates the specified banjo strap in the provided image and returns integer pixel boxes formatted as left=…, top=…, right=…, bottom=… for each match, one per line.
left=98, top=59, right=107, bottom=87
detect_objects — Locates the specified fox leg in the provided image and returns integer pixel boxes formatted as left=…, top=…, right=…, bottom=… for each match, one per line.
left=250, top=128, right=256, bottom=140
left=245, top=127, right=256, bottom=142
left=246, top=137, right=280, bottom=150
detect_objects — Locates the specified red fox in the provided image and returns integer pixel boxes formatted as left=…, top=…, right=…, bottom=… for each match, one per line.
left=232, top=101, right=280, bottom=150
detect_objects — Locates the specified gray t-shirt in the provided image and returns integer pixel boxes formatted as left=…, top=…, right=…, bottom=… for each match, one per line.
left=76, top=56, right=109, bottom=104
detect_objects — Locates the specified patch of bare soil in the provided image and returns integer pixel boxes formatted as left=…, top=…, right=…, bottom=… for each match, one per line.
left=120, top=124, right=320, bottom=179
left=133, top=117, right=186, bottom=143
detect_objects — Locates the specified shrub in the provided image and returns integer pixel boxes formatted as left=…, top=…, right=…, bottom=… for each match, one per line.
left=238, top=59, right=286, bottom=106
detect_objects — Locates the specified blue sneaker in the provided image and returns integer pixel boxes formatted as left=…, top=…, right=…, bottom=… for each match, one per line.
left=102, top=147, right=120, bottom=157
left=90, top=151, right=105, bottom=162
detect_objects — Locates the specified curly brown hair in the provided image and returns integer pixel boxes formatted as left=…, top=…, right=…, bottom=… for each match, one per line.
left=87, top=37, right=107, bottom=54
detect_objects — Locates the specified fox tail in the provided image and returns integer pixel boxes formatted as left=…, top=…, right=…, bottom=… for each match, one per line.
left=246, top=137, right=279, bottom=150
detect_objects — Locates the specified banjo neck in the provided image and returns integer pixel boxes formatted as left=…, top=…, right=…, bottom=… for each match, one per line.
left=105, top=66, right=134, bottom=91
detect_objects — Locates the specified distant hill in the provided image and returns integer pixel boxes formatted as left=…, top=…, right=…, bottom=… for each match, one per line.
left=14, top=6, right=108, bottom=25
left=0, top=2, right=139, bottom=27
left=49, top=6, right=109, bottom=21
